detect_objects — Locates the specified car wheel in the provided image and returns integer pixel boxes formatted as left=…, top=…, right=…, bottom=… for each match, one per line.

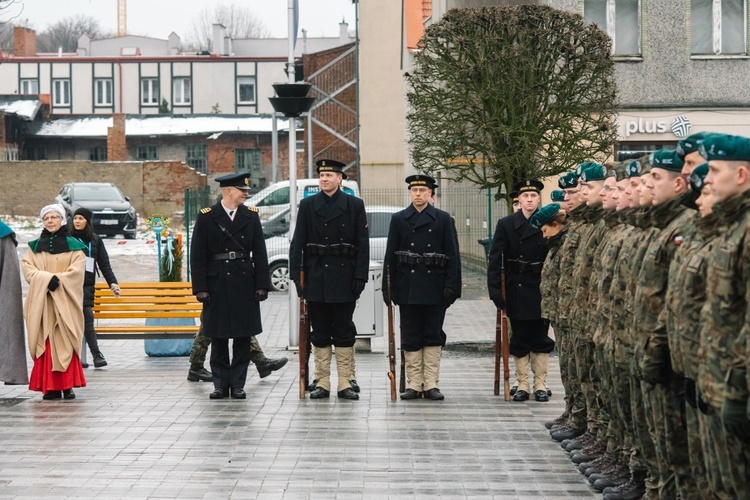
left=269, top=261, right=289, bottom=292
left=124, top=232, right=136, bottom=240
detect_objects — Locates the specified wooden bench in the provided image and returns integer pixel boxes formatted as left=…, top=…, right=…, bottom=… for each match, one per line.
left=93, top=282, right=201, bottom=339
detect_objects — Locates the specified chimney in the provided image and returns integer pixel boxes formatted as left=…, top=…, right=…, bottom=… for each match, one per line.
left=107, top=114, right=127, bottom=161
left=212, top=23, right=226, bottom=55
left=168, top=32, right=180, bottom=55
left=339, top=21, right=349, bottom=41
left=13, top=27, right=37, bottom=56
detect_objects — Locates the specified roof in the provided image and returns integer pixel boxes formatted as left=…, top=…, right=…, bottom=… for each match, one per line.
left=0, top=97, right=42, bottom=121
left=25, top=115, right=298, bottom=138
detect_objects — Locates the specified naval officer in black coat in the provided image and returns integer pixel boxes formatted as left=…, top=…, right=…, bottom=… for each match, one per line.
left=290, top=159, right=369, bottom=400
left=383, top=174, right=461, bottom=400
left=191, top=173, right=271, bottom=400
left=487, top=179, right=555, bottom=402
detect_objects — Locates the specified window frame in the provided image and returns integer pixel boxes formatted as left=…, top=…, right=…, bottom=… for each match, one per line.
left=691, top=0, right=748, bottom=56
left=52, top=79, right=71, bottom=107
left=26, top=145, right=46, bottom=160
left=94, top=78, right=114, bottom=107
left=89, top=146, right=107, bottom=162
left=173, top=77, right=192, bottom=105
left=234, top=148, right=263, bottom=174
left=136, top=144, right=159, bottom=160
left=20, top=78, right=39, bottom=95
left=583, top=0, right=642, bottom=57
left=141, top=78, right=160, bottom=106
left=186, top=143, right=207, bottom=174
left=237, top=76, right=256, bottom=104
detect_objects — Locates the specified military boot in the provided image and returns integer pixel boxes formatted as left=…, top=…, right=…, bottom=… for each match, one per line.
left=545, top=413, right=567, bottom=430
left=187, top=365, right=213, bottom=382
left=423, top=346, right=444, bottom=400
left=400, top=349, right=424, bottom=399
left=335, top=347, right=359, bottom=400
left=248, top=336, right=289, bottom=377
left=602, top=470, right=647, bottom=500
left=92, top=350, right=107, bottom=368
left=512, top=355, right=531, bottom=401
left=310, top=345, right=332, bottom=399
left=530, top=351, right=549, bottom=401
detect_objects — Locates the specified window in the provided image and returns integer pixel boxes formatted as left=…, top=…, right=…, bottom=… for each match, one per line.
left=141, top=78, right=159, bottom=105
left=237, top=76, right=256, bottom=104
left=89, top=147, right=107, bottom=162
left=136, top=145, right=159, bottom=160
left=235, top=148, right=262, bottom=173
left=173, top=77, right=191, bottom=105
left=26, top=145, right=46, bottom=160
left=95, top=79, right=113, bottom=106
left=53, top=79, right=71, bottom=106
left=616, top=143, right=676, bottom=161
left=186, top=144, right=207, bottom=173
left=296, top=139, right=305, bottom=153
left=692, top=0, right=746, bottom=55
left=20, top=79, right=39, bottom=95
left=367, top=212, right=392, bottom=238
left=584, top=0, right=640, bottom=56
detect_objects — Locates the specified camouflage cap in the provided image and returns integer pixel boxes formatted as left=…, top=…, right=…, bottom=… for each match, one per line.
left=580, top=163, right=607, bottom=182
left=550, top=189, right=566, bottom=202
left=530, top=203, right=561, bottom=230
left=689, top=163, right=709, bottom=193
left=606, top=161, right=628, bottom=181
left=698, top=133, right=750, bottom=162
left=558, top=172, right=579, bottom=189
left=649, top=149, right=684, bottom=172
left=676, top=131, right=720, bottom=158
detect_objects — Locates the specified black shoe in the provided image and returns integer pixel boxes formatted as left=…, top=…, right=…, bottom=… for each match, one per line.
left=546, top=387, right=552, bottom=397
left=310, top=387, right=330, bottom=399
left=509, top=385, right=518, bottom=396
left=81, top=361, right=90, bottom=369
left=63, top=389, right=76, bottom=400
left=534, top=390, right=549, bottom=402
left=512, top=390, right=530, bottom=402
left=338, top=388, right=359, bottom=400
left=307, top=379, right=318, bottom=391
left=400, top=388, right=421, bottom=400
left=187, top=367, right=213, bottom=382
left=544, top=414, right=567, bottom=430
left=230, top=388, right=246, bottom=399
left=43, top=391, right=62, bottom=400
left=255, top=357, right=289, bottom=378
left=564, top=432, right=594, bottom=451
left=603, top=476, right=646, bottom=500
left=593, top=473, right=630, bottom=491
left=425, top=388, right=444, bottom=400
left=572, top=444, right=605, bottom=464
left=209, top=388, right=229, bottom=399
left=93, top=351, right=107, bottom=368
left=349, top=380, right=360, bottom=393
left=550, top=425, right=585, bottom=442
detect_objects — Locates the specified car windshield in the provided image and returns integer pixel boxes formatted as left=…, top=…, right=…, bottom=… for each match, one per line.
left=73, top=185, right=125, bottom=202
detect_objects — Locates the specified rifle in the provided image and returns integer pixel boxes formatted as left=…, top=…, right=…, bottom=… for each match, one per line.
left=494, top=252, right=511, bottom=400
left=298, top=254, right=310, bottom=399
left=386, top=266, right=397, bottom=400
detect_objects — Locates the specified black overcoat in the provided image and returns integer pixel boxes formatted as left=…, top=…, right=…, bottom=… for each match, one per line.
left=289, top=190, right=370, bottom=303
left=190, top=202, right=271, bottom=338
left=382, top=204, right=461, bottom=306
left=487, top=209, right=548, bottom=320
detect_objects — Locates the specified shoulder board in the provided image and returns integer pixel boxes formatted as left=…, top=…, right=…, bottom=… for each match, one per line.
left=200, top=207, right=212, bottom=214
left=246, top=206, right=259, bottom=213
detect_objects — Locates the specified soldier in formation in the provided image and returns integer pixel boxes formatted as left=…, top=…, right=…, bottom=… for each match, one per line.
left=542, top=132, right=750, bottom=500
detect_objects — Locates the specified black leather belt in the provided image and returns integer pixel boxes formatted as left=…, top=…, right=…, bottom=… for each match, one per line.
left=507, top=259, right=543, bottom=274
left=213, top=251, right=250, bottom=260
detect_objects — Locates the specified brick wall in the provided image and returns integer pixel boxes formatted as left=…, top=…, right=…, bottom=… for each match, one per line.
left=13, top=27, right=36, bottom=56
left=107, top=114, right=127, bottom=161
left=0, top=160, right=206, bottom=218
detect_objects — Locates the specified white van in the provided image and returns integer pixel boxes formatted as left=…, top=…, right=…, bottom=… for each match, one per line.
left=245, top=178, right=360, bottom=220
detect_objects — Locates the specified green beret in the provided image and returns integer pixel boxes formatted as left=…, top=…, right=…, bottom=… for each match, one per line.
left=575, top=163, right=587, bottom=177
left=649, top=149, right=684, bottom=172
left=625, top=159, right=643, bottom=178
left=676, top=131, right=720, bottom=158
left=558, top=172, right=578, bottom=189
left=698, top=134, right=750, bottom=162
left=580, top=163, right=607, bottom=182
left=689, top=163, right=709, bottom=193
left=550, top=189, right=566, bottom=202
left=530, top=203, right=561, bottom=230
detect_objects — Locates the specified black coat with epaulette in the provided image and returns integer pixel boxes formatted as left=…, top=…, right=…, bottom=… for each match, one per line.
left=290, top=190, right=370, bottom=303
left=487, top=209, right=549, bottom=320
left=190, top=202, right=271, bottom=338
left=382, top=204, right=461, bottom=306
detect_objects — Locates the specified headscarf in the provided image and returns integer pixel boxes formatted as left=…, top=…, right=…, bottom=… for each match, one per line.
left=40, top=204, right=67, bottom=224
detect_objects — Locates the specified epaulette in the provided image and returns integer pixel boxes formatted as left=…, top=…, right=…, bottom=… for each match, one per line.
left=246, top=206, right=259, bottom=213
left=200, top=207, right=211, bottom=214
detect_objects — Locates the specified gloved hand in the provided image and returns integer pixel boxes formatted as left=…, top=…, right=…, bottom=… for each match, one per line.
left=196, top=292, right=211, bottom=304
left=110, top=283, right=121, bottom=298
left=443, top=287, right=458, bottom=308
left=382, top=289, right=392, bottom=306
left=255, top=289, right=268, bottom=302
left=294, top=280, right=304, bottom=299
left=720, top=398, right=750, bottom=441
left=47, top=275, right=60, bottom=292
left=491, top=295, right=505, bottom=310
left=684, top=378, right=697, bottom=409
left=352, top=279, right=366, bottom=298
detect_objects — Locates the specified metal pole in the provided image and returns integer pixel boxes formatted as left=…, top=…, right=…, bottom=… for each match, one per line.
left=288, top=0, right=299, bottom=348
left=307, top=112, right=313, bottom=178
left=272, top=112, right=278, bottom=183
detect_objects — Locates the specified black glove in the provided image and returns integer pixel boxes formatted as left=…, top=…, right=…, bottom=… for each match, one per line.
left=196, top=292, right=211, bottom=304
left=294, top=280, right=304, bottom=299
left=382, top=289, right=392, bottom=306
left=684, top=378, right=697, bottom=409
left=443, top=288, right=458, bottom=308
left=352, top=279, right=366, bottom=298
left=721, top=398, right=750, bottom=441
left=47, top=275, right=60, bottom=292
left=491, top=295, right=505, bottom=310
left=255, top=289, right=268, bottom=302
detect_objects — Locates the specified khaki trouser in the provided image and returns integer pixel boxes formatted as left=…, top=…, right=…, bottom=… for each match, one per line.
left=530, top=352, right=549, bottom=392
left=515, top=354, right=530, bottom=393
left=334, top=346, right=356, bottom=392
left=404, top=349, right=424, bottom=392
left=423, top=346, right=442, bottom=391
left=313, top=345, right=332, bottom=391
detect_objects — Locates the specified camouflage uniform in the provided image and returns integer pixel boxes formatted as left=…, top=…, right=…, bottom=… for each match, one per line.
left=698, top=189, right=750, bottom=499
left=189, top=312, right=272, bottom=369
left=634, top=196, right=694, bottom=498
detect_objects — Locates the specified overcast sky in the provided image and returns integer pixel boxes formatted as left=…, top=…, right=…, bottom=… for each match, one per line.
left=3, top=0, right=357, bottom=39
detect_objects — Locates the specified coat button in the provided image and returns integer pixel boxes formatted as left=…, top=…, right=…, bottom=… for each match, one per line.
left=427, top=244, right=431, bottom=248
left=428, top=229, right=432, bottom=232
left=410, top=243, right=414, bottom=247
left=411, top=269, right=415, bottom=273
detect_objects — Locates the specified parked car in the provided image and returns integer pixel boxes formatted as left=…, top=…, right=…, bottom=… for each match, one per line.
left=245, top=178, right=360, bottom=220
left=262, top=205, right=401, bottom=292
left=54, top=182, right=138, bottom=239
left=261, top=207, right=291, bottom=239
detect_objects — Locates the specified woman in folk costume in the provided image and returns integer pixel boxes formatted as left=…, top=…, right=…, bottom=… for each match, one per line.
left=21, top=204, right=87, bottom=400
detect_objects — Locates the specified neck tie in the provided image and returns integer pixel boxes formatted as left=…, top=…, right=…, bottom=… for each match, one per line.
left=229, top=210, right=234, bottom=220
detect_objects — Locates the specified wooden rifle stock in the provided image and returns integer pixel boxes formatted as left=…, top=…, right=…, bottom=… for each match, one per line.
left=298, top=263, right=310, bottom=399
left=494, top=252, right=511, bottom=400
left=386, top=267, right=397, bottom=400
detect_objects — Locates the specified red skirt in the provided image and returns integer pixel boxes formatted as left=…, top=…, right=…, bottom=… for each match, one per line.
left=29, top=339, right=87, bottom=394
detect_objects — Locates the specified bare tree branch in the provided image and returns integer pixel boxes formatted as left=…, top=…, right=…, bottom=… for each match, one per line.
left=36, top=15, right=113, bottom=53
left=184, top=2, right=270, bottom=52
